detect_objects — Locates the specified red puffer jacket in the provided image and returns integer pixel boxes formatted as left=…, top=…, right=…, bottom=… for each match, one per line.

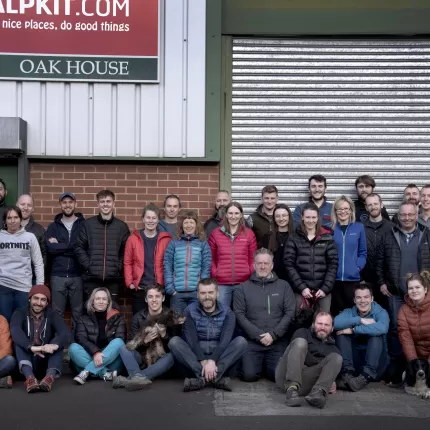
left=124, top=231, right=171, bottom=288
left=208, top=226, right=257, bottom=285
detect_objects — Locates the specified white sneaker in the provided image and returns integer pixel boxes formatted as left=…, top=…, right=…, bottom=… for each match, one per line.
left=102, top=370, right=117, bottom=382
left=74, top=370, right=90, bottom=385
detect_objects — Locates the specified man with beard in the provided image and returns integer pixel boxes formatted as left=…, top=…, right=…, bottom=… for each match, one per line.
left=0, top=178, right=7, bottom=222
left=16, top=194, right=47, bottom=268
left=204, top=190, right=232, bottom=238
left=45, top=192, right=85, bottom=327
left=10, top=285, right=70, bottom=393
left=293, top=175, right=333, bottom=230
left=334, top=284, right=389, bottom=392
left=354, top=175, right=390, bottom=223
left=275, top=312, right=342, bottom=409
left=168, top=278, right=247, bottom=392
left=361, top=193, right=393, bottom=307
left=392, top=184, right=422, bottom=226
left=159, top=194, right=181, bottom=237
left=419, top=184, right=430, bottom=227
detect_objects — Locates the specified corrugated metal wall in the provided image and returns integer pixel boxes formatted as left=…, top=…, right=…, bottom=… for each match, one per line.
left=230, top=38, right=430, bottom=216
left=0, top=0, right=206, bottom=159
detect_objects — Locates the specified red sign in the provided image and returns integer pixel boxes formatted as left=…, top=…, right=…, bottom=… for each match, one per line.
left=0, top=0, right=159, bottom=57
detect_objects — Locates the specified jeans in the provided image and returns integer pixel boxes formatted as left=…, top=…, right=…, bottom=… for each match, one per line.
left=168, top=336, right=247, bottom=382
left=0, top=285, right=29, bottom=323
left=170, top=291, right=198, bottom=315
left=217, top=285, right=237, bottom=309
left=0, top=355, right=16, bottom=377
left=387, top=294, right=405, bottom=357
left=15, top=344, right=63, bottom=378
left=336, top=334, right=389, bottom=380
left=241, top=340, right=288, bottom=382
left=275, top=338, right=343, bottom=395
left=119, top=346, right=174, bottom=380
left=51, top=276, right=83, bottom=328
left=68, top=338, right=124, bottom=377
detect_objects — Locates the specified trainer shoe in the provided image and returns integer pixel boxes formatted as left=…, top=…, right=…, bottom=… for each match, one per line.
left=183, top=377, right=205, bottom=392
left=125, top=375, right=152, bottom=391
left=112, top=375, right=128, bottom=389
left=0, top=375, right=12, bottom=389
left=25, top=376, right=40, bottom=393
left=305, top=387, right=327, bottom=409
left=285, top=385, right=301, bottom=407
left=102, top=370, right=117, bottom=382
left=39, top=376, right=54, bottom=392
left=212, top=377, right=232, bottom=392
left=74, top=370, right=90, bottom=385
left=347, top=374, right=369, bottom=392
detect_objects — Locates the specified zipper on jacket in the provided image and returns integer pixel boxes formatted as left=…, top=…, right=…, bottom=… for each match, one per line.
left=185, top=238, right=190, bottom=292
left=102, top=223, right=107, bottom=281
left=267, top=295, right=271, bottom=314
left=232, top=239, right=236, bottom=284
left=341, top=225, right=349, bottom=281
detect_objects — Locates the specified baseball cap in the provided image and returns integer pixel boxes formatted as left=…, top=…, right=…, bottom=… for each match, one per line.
left=59, top=192, right=76, bottom=201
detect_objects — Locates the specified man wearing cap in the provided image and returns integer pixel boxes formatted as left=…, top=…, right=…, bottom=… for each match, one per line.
left=10, top=285, right=70, bottom=393
left=45, top=192, right=85, bottom=327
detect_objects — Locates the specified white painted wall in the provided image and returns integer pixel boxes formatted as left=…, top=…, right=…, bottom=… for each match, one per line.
left=0, top=0, right=206, bottom=158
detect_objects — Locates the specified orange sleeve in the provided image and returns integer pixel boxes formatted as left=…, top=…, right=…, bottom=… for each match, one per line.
left=0, top=316, right=13, bottom=359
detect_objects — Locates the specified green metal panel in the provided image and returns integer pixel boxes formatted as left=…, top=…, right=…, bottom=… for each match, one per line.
left=222, top=0, right=430, bottom=35
left=0, top=161, right=19, bottom=205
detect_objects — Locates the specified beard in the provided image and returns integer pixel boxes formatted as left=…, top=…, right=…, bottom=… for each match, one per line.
left=62, top=208, right=75, bottom=217
left=0, top=195, right=4, bottom=205
left=217, top=206, right=227, bottom=219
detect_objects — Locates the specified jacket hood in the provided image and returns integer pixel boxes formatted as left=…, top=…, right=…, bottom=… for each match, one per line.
left=0, top=227, right=26, bottom=236
left=180, top=233, right=200, bottom=241
left=249, top=271, right=279, bottom=286
left=54, top=212, right=85, bottom=223
left=255, top=204, right=272, bottom=219
left=404, top=290, right=430, bottom=312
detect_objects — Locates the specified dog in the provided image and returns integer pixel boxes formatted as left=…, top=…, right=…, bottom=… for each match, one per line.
left=403, top=359, right=430, bottom=399
left=126, top=309, right=185, bottom=368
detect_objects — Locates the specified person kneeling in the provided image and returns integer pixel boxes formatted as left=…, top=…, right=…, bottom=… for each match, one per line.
left=10, top=285, right=70, bottom=393
left=168, top=278, right=247, bottom=392
left=113, top=285, right=182, bottom=390
left=275, top=312, right=342, bottom=409
left=0, top=314, right=17, bottom=388
left=69, top=287, right=127, bottom=384
left=334, top=284, right=389, bottom=392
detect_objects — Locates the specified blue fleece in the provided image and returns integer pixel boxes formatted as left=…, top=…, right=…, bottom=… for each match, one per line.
left=333, top=222, right=367, bottom=281
left=334, top=302, right=389, bottom=336
left=293, top=199, right=333, bottom=230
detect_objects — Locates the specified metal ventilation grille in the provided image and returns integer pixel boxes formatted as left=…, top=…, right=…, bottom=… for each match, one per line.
left=230, top=38, right=430, bottom=216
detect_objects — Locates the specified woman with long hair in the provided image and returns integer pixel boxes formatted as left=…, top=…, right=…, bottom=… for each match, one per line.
left=163, top=211, right=212, bottom=314
left=208, top=201, right=257, bottom=308
left=69, top=287, right=127, bottom=385
left=331, top=196, right=367, bottom=315
left=285, top=203, right=338, bottom=316
left=0, top=206, right=44, bottom=322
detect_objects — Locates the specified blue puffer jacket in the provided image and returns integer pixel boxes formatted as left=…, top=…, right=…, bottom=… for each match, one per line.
left=163, top=234, right=212, bottom=295
left=333, top=222, right=367, bottom=281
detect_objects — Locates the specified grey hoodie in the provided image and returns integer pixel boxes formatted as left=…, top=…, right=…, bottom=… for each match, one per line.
left=0, top=228, right=44, bottom=292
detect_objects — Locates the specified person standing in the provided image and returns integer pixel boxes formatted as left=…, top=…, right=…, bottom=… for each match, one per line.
left=204, top=190, right=232, bottom=239
left=45, top=192, right=85, bottom=328
left=74, top=190, right=130, bottom=299
left=418, top=185, right=430, bottom=228
left=392, top=184, right=422, bottom=226
left=159, top=194, right=181, bottom=237
left=124, top=204, right=171, bottom=314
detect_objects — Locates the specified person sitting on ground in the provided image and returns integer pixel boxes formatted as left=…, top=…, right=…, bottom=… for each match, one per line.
left=275, top=312, right=342, bottom=409
left=234, top=248, right=295, bottom=382
left=334, top=284, right=389, bottom=392
left=69, top=287, right=127, bottom=385
left=168, top=278, right=247, bottom=392
left=0, top=314, right=16, bottom=389
left=10, top=285, right=70, bottom=393
left=113, top=285, right=180, bottom=390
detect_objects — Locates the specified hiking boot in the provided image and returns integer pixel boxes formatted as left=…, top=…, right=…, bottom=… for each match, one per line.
left=39, top=376, right=54, bottom=392
left=347, top=374, right=369, bottom=392
left=285, top=385, right=301, bottom=407
left=212, top=377, right=232, bottom=392
left=25, top=376, right=40, bottom=393
left=112, top=375, right=128, bottom=389
left=74, top=370, right=90, bottom=385
left=305, top=387, right=327, bottom=409
left=125, top=375, right=152, bottom=391
left=183, top=377, right=205, bottom=392
left=102, top=370, right=117, bottom=382
left=337, top=372, right=353, bottom=391
left=0, top=375, right=12, bottom=389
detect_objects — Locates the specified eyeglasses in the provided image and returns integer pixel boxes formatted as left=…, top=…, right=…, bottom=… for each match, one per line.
left=399, top=214, right=416, bottom=219
left=336, top=208, right=350, bottom=213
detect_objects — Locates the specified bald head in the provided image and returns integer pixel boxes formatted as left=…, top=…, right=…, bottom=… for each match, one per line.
left=16, top=194, right=35, bottom=221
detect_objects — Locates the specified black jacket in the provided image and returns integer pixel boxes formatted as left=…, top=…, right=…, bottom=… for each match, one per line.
left=25, top=217, right=47, bottom=266
left=248, top=205, right=275, bottom=249
left=354, top=199, right=390, bottom=223
left=0, top=202, right=7, bottom=227
left=284, top=227, right=338, bottom=294
left=361, top=218, right=393, bottom=283
left=45, top=213, right=85, bottom=277
left=10, top=306, right=70, bottom=351
left=204, top=214, right=221, bottom=239
left=375, top=223, right=430, bottom=295
left=291, top=327, right=340, bottom=366
left=233, top=272, right=295, bottom=343
left=74, top=214, right=130, bottom=282
left=273, top=232, right=289, bottom=281
left=75, top=308, right=127, bottom=356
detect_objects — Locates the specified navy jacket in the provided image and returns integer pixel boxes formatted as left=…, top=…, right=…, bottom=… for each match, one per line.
left=45, top=213, right=85, bottom=277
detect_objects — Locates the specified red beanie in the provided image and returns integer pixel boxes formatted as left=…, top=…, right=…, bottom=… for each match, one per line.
left=28, top=285, right=51, bottom=302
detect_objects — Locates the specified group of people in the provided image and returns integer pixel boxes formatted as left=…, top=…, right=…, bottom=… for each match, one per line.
left=0, top=175, right=429, bottom=409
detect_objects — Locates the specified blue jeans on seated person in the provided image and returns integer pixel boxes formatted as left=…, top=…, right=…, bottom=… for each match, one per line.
left=0, top=285, right=29, bottom=323
left=336, top=334, right=389, bottom=380
left=119, top=345, right=174, bottom=380
left=217, top=285, right=237, bottom=309
left=170, top=291, right=198, bottom=315
left=68, top=338, right=124, bottom=377
left=0, top=355, right=16, bottom=377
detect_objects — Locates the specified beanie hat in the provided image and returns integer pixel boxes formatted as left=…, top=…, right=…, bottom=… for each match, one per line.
left=28, top=285, right=51, bottom=302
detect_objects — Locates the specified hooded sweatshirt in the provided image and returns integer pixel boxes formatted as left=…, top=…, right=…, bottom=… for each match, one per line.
left=0, top=228, right=44, bottom=291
